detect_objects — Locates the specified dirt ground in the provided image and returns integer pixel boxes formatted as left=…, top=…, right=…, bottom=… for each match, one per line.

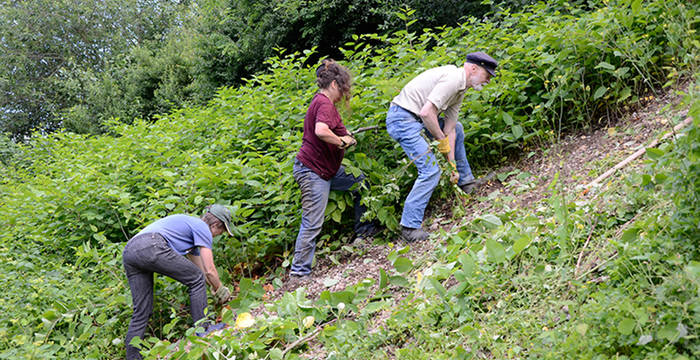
left=247, top=82, right=692, bottom=358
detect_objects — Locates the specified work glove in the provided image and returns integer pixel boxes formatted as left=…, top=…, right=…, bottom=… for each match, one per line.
left=338, top=135, right=357, bottom=149
left=449, top=161, right=459, bottom=184
left=437, top=136, right=450, bottom=154
left=214, top=285, right=231, bottom=305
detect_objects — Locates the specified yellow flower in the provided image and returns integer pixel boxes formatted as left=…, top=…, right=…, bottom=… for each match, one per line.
left=235, top=312, right=255, bottom=329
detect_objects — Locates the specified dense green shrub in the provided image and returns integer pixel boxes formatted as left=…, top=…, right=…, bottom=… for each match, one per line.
left=0, top=0, right=696, bottom=358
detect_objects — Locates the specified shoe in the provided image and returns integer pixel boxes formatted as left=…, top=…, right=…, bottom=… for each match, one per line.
left=400, top=226, right=429, bottom=243
left=459, top=181, right=477, bottom=194
left=355, top=223, right=380, bottom=241
left=196, top=322, right=227, bottom=337
left=461, top=172, right=497, bottom=194
left=287, top=273, right=311, bottom=288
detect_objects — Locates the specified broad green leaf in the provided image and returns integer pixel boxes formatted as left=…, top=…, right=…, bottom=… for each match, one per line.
left=238, top=278, right=253, bottom=294
left=631, top=0, right=642, bottom=14
left=657, top=322, right=681, bottom=342
left=325, top=202, right=336, bottom=215
left=379, top=268, right=388, bottom=289
left=481, top=214, right=503, bottom=228
left=654, top=173, right=667, bottom=184
left=389, top=275, right=410, bottom=287
left=387, top=250, right=398, bottom=264
left=617, top=87, right=632, bottom=102
left=618, top=318, right=636, bottom=335
left=513, top=235, right=531, bottom=254
left=42, top=310, right=58, bottom=322
left=512, top=125, right=523, bottom=139
left=595, top=62, right=615, bottom=70
left=458, top=253, right=475, bottom=276
left=502, top=111, right=514, bottom=125
left=486, top=239, right=506, bottom=263
left=329, top=291, right=355, bottom=306
left=593, top=86, right=607, bottom=100
left=621, top=228, right=639, bottom=243
left=393, top=257, right=413, bottom=273
left=645, top=147, right=664, bottom=159
left=361, top=300, right=388, bottom=316
left=331, top=209, right=342, bottom=223
left=269, top=348, right=283, bottom=360
left=428, top=278, right=447, bottom=299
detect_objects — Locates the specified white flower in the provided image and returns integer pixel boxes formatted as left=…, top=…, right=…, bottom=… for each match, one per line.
left=302, top=316, right=315, bottom=329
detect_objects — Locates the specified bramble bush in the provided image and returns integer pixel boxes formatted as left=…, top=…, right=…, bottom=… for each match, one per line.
left=0, top=0, right=697, bottom=358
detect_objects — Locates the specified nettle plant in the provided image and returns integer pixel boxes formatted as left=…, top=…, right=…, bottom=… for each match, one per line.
left=4, top=0, right=694, bottom=272
left=0, top=0, right=697, bottom=358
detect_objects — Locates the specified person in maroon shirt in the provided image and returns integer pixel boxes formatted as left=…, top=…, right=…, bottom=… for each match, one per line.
left=290, top=59, right=377, bottom=281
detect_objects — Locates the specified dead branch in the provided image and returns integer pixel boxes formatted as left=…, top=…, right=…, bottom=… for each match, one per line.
left=281, top=319, right=337, bottom=356
left=351, top=125, right=381, bottom=134
left=574, top=217, right=598, bottom=278
left=584, top=117, right=693, bottom=192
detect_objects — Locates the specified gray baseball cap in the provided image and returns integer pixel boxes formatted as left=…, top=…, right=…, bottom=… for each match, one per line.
left=207, top=204, right=234, bottom=236
left=466, top=51, right=498, bottom=76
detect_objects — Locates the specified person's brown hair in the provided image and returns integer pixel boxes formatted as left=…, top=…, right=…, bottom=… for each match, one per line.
left=316, top=58, right=352, bottom=101
left=201, top=211, right=224, bottom=231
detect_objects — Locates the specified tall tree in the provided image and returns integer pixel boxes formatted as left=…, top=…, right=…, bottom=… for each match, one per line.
left=0, top=0, right=187, bottom=139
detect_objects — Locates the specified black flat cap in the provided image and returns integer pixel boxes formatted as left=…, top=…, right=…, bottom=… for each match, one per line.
left=466, top=51, right=498, bottom=76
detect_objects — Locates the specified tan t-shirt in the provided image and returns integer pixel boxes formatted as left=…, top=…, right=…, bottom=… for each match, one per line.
left=391, top=65, right=467, bottom=124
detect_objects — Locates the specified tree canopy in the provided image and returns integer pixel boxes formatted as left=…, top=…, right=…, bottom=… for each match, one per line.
left=0, top=0, right=188, bottom=138
left=0, top=0, right=538, bottom=139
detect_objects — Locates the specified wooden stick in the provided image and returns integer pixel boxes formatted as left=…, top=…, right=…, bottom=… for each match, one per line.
left=574, top=217, right=598, bottom=278
left=281, top=319, right=337, bottom=356
left=584, top=117, right=693, bottom=191
left=575, top=252, right=618, bottom=280
left=351, top=125, right=380, bottom=134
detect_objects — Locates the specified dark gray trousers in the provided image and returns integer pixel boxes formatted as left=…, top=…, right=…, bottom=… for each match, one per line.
left=122, top=233, right=207, bottom=360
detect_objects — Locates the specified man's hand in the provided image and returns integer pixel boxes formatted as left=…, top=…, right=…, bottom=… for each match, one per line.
left=449, top=161, right=459, bottom=184
left=437, top=136, right=451, bottom=154
left=214, top=285, right=231, bottom=305
left=338, top=135, right=357, bottom=149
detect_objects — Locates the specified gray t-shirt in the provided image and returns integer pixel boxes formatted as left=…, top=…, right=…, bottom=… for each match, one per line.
left=138, top=214, right=212, bottom=256
left=391, top=65, right=467, bottom=124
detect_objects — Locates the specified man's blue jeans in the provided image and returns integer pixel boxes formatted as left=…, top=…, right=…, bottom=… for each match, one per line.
left=291, top=158, right=371, bottom=276
left=386, top=104, right=474, bottom=229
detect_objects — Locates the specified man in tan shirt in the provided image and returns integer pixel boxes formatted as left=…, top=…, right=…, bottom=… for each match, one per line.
left=386, top=51, right=497, bottom=242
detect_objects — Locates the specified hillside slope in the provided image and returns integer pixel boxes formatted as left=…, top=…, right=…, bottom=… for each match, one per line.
left=181, top=82, right=698, bottom=360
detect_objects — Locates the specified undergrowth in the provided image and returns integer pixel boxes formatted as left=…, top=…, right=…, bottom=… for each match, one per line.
left=0, top=0, right=697, bottom=358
